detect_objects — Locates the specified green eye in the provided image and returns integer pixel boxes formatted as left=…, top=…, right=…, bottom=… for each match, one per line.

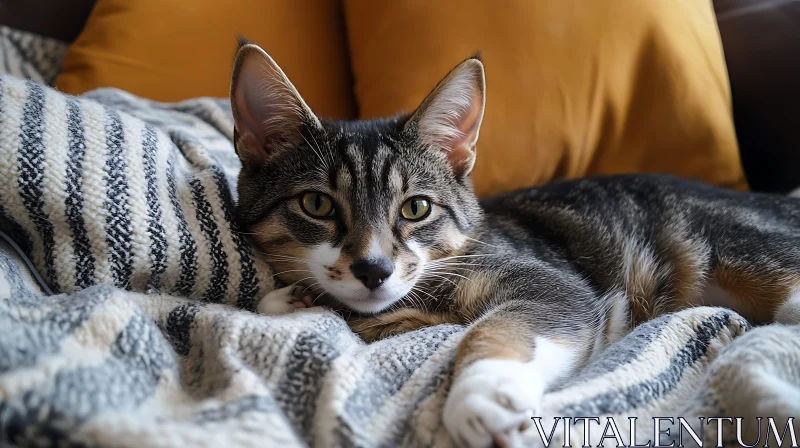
left=401, top=197, right=432, bottom=221
left=300, top=192, right=335, bottom=218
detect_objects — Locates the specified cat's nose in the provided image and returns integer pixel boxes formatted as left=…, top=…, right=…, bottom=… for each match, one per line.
left=350, top=258, right=394, bottom=290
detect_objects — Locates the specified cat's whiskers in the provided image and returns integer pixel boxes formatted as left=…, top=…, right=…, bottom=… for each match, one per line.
left=312, top=289, right=330, bottom=307
left=424, top=265, right=479, bottom=277
left=300, top=281, right=322, bottom=295
left=256, top=251, right=309, bottom=262
left=235, top=231, right=261, bottom=236
left=424, top=274, right=450, bottom=297
left=424, top=260, right=480, bottom=275
left=435, top=253, right=495, bottom=260
left=409, top=286, right=439, bottom=303
left=426, top=260, right=482, bottom=267
left=301, top=134, right=330, bottom=175
left=464, top=236, right=502, bottom=250
left=258, top=252, right=326, bottom=267
left=427, top=254, right=497, bottom=266
left=423, top=269, right=474, bottom=284
left=424, top=265, right=480, bottom=275
left=289, top=280, right=328, bottom=306
left=269, top=269, right=315, bottom=279
left=419, top=271, right=461, bottom=288
left=307, top=131, right=333, bottom=171
left=410, top=290, right=431, bottom=310
left=290, top=275, right=317, bottom=285
left=411, top=291, right=430, bottom=309
left=404, top=291, right=423, bottom=309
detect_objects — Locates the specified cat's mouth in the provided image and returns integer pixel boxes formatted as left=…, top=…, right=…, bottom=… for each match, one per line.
left=310, top=272, right=415, bottom=314
left=297, top=243, right=424, bottom=314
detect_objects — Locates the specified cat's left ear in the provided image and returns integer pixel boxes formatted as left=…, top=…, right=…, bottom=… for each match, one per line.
left=407, top=55, right=486, bottom=178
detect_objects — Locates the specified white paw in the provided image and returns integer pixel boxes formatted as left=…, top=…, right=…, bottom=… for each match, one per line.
left=444, top=359, right=544, bottom=448
left=256, top=285, right=312, bottom=315
left=775, top=290, right=800, bottom=325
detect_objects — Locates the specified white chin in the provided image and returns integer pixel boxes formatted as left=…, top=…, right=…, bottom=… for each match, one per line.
left=340, top=294, right=400, bottom=314
left=307, top=259, right=416, bottom=314
left=324, top=282, right=412, bottom=314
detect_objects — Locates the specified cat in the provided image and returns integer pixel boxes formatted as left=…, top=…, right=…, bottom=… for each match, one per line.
left=230, top=39, right=800, bottom=448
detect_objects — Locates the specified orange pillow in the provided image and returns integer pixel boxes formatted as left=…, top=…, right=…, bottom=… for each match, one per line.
left=344, top=0, right=747, bottom=197
left=56, top=0, right=356, bottom=119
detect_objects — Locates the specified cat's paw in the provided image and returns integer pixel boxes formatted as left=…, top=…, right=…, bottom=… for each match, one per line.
left=257, top=285, right=313, bottom=315
left=443, top=359, right=544, bottom=448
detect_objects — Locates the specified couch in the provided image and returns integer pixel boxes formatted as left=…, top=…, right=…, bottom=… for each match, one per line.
left=2, top=0, right=798, bottom=193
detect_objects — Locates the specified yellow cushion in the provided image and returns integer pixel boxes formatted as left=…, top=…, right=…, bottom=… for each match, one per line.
left=56, top=0, right=356, bottom=119
left=344, top=0, right=747, bottom=196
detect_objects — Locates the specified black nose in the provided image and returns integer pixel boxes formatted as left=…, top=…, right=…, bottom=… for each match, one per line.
left=350, top=258, right=394, bottom=290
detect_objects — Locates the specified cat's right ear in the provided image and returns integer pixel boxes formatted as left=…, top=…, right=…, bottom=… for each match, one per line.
left=230, top=43, right=321, bottom=169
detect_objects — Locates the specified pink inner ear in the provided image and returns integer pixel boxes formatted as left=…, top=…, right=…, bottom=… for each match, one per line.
left=232, top=52, right=309, bottom=165
left=232, top=45, right=329, bottom=172
left=454, top=89, right=484, bottom=144
left=442, top=86, right=483, bottom=171
left=234, top=57, right=276, bottom=150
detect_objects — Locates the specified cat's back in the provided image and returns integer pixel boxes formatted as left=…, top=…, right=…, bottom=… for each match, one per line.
left=480, top=173, right=798, bottom=219
left=476, top=173, right=800, bottom=256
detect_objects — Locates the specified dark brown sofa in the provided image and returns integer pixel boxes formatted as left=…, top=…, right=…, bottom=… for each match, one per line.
left=715, top=0, right=800, bottom=193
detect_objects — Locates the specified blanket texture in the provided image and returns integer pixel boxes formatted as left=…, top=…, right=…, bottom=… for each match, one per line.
left=0, top=74, right=273, bottom=307
left=1, top=30, right=799, bottom=448
left=0, top=26, right=68, bottom=86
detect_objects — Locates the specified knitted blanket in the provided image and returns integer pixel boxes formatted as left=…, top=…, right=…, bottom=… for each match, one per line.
left=1, top=38, right=799, bottom=447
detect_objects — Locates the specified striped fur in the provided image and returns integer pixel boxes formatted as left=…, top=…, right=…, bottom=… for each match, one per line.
left=235, top=44, right=800, bottom=447
left=234, top=44, right=800, bottom=334
left=233, top=43, right=484, bottom=315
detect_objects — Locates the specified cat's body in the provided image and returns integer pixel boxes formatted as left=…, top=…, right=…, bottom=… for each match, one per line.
left=230, top=40, right=800, bottom=448
left=350, top=173, right=800, bottom=343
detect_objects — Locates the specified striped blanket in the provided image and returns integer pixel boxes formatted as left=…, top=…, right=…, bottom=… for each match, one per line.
left=2, top=30, right=800, bottom=448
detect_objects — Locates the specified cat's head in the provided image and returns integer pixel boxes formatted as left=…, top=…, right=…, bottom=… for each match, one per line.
left=231, top=42, right=485, bottom=314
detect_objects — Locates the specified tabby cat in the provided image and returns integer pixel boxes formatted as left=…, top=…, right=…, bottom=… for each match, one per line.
left=230, top=40, right=800, bottom=448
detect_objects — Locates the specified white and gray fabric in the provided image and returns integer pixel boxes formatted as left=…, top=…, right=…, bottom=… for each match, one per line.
left=0, top=74, right=274, bottom=308
left=1, top=43, right=800, bottom=447
left=3, top=238, right=800, bottom=447
left=0, top=25, right=68, bottom=86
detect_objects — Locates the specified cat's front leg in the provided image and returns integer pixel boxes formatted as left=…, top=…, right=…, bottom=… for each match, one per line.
left=256, top=284, right=313, bottom=315
left=443, top=301, right=587, bottom=448
left=349, top=308, right=462, bottom=342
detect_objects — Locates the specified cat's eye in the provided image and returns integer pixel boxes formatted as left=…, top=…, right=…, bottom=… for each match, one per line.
left=401, top=197, right=432, bottom=221
left=300, top=192, right=335, bottom=218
